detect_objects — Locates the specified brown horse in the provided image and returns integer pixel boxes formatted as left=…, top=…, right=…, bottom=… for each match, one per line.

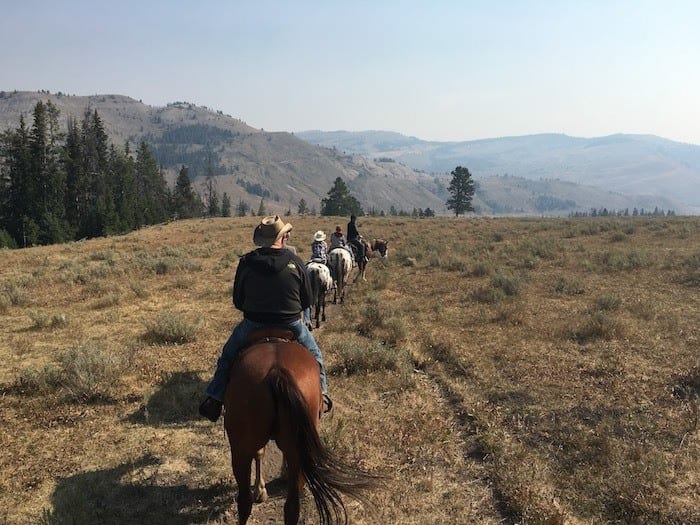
left=354, top=238, right=389, bottom=282
left=224, top=328, right=376, bottom=525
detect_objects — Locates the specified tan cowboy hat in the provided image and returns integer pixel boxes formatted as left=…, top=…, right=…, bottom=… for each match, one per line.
left=253, top=216, right=293, bottom=247
left=313, top=230, right=326, bottom=242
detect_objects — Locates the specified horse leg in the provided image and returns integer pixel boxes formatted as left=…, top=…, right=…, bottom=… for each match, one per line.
left=283, top=459, right=303, bottom=525
left=321, top=294, right=326, bottom=322
left=232, top=455, right=254, bottom=525
left=253, top=447, right=267, bottom=502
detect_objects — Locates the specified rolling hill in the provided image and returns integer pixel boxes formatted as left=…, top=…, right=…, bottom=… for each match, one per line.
left=0, top=90, right=689, bottom=215
left=298, top=130, right=700, bottom=213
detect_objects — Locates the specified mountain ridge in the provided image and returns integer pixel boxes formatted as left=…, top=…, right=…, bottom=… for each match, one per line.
left=0, top=90, right=689, bottom=215
left=297, top=129, right=700, bottom=212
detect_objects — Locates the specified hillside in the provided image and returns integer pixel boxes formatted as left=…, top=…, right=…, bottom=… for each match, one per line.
left=0, top=90, right=687, bottom=217
left=0, top=91, right=445, bottom=215
left=1, top=216, right=698, bottom=523
left=298, top=130, right=700, bottom=213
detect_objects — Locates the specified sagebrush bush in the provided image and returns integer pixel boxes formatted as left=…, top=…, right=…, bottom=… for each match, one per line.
left=131, top=247, right=203, bottom=275
left=592, top=294, right=622, bottom=312
left=129, top=281, right=149, bottom=298
left=16, top=365, right=63, bottom=395
left=550, top=275, right=585, bottom=295
left=58, top=343, right=124, bottom=401
left=680, top=252, right=700, bottom=287
left=16, top=343, right=123, bottom=401
left=572, top=311, right=623, bottom=342
left=29, top=310, right=50, bottom=329
left=610, top=232, right=626, bottom=242
left=1, top=280, right=29, bottom=306
left=144, top=311, right=199, bottom=344
left=471, top=259, right=495, bottom=277
left=355, top=294, right=385, bottom=336
left=594, top=249, right=650, bottom=272
left=328, top=339, right=412, bottom=377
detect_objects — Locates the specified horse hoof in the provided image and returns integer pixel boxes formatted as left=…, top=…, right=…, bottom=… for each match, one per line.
left=254, top=487, right=268, bottom=503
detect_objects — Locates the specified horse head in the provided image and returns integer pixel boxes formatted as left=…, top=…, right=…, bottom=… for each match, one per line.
left=372, top=239, right=389, bottom=258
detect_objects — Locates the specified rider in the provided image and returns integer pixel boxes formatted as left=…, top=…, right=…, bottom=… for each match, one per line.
left=199, top=216, right=331, bottom=422
left=346, top=214, right=367, bottom=263
left=310, top=230, right=328, bottom=264
left=329, top=225, right=355, bottom=265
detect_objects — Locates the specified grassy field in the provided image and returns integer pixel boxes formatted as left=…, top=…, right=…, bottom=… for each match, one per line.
left=1, top=215, right=698, bottom=524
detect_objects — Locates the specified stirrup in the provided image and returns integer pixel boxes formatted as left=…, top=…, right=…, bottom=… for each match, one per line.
left=322, top=394, right=333, bottom=414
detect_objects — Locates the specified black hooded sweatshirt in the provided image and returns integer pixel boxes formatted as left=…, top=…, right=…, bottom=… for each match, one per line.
left=232, top=247, right=312, bottom=324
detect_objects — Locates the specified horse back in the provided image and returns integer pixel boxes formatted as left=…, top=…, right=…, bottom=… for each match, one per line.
left=224, top=342, right=322, bottom=449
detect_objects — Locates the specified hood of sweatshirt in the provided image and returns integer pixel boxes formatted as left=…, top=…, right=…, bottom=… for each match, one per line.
left=245, top=247, right=294, bottom=274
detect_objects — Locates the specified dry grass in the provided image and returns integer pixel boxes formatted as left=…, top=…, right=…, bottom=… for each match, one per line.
left=1, top=215, right=698, bottom=524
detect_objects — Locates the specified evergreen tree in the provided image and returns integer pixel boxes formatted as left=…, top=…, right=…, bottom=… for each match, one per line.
left=78, top=109, right=116, bottom=237
left=29, top=101, right=68, bottom=244
left=63, top=117, right=84, bottom=236
left=0, top=115, right=32, bottom=244
left=172, top=165, right=201, bottom=219
left=204, top=174, right=220, bottom=217
left=446, top=166, right=475, bottom=216
left=134, top=142, right=169, bottom=226
left=107, top=142, right=137, bottom=232
left=257, top=198, right=266, bottom=216
left=236, top=199, right=249, bottom=217
left=220, top=192, right=231, bottom=217
left=297, top=198, right=309, bottom=215
left=320, top=177, right=363, bottom=216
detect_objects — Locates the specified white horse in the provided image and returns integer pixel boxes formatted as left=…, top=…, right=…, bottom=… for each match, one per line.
left=306, top=262, right=333, bottom=328
left=329, top=248, right=352, bottom=304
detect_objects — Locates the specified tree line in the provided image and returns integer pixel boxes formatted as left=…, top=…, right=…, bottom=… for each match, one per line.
left=0, top=101, right=230, bottom=248
left=1, top=101, right=478, bottom=249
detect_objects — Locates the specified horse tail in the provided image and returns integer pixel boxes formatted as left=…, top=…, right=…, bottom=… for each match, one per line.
left=266, top=367, right=377, bottom=525
left=333, top=253, right=344, bottom=301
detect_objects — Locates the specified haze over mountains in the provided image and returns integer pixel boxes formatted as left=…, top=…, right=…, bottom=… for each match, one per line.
left=298, top=130, right=700, bottom=214
left=1, top=90, right=697, bottom=215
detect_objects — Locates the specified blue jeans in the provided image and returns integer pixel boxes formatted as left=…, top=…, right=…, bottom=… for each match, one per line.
left=205, top=317, right=327, bottom=402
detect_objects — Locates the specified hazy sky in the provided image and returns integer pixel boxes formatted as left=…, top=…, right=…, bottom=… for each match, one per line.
left=2, top=1, right=699, bottom=144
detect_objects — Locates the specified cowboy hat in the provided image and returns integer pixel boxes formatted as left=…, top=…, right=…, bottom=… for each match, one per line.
left=253, top=216, right=293, bottom=247
left=313, top=230, right=326, bottom=242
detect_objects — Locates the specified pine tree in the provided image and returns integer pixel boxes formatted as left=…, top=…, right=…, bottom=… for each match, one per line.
left=0, top=115, right=31, bottom=244
left=220, top=192, right=231, bottom=217
left=29, top=101, right=68, bottom=244
left=257, top=198, right=266, bottom=216
left=446, top=166, right=475, bottom=216
left=63, top=117, right=84, bottom=236
left=236, top=199, right=249, bottom=217
left=77, top=109, right=116, bottom=237
left=108, top=143, right=137, bottom=232
left=204, top=175, right=220, bottom=217
left=172, top=165, right=202, bottom=219
left=134, top=142, right=169, bottom=226
left=320, top=177, right=363, bottom=216
left=297, top=198, right=309, bottom=215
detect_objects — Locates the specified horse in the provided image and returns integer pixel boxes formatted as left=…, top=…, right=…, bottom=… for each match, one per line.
left=329, top=248, right=352, bottom=304
left=223, top=328, right=377, bottom=525
left=354, top=238, right=389, bottom=282
left=306, top=261, right=333, bottom=329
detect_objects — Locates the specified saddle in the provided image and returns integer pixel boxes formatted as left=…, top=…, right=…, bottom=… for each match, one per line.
left=243, top=327, right=296, bottom=349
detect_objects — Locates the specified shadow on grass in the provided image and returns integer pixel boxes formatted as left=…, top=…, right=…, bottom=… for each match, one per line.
left=44, top=454, right=230, bottom=524
left=128, top=371, right=208, bottom=426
